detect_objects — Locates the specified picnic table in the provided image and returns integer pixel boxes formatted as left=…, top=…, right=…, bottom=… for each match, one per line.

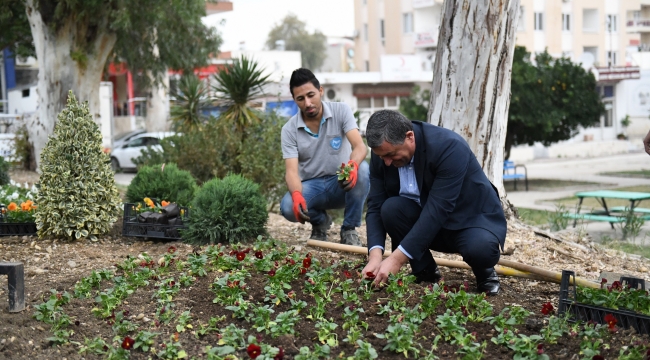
left=566, top=190, right=650, bottom=229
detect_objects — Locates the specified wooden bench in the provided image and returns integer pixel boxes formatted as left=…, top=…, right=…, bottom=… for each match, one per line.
left=503, top=160, right=528, bottom=191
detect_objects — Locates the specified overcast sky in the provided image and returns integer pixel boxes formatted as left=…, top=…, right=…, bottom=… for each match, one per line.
left=203, top=0, right=355, bottom=52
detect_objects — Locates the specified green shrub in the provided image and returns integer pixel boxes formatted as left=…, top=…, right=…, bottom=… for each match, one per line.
left=183, top=174, right=268, bottom=244
left=0, top=156, right=10, bottom=186
left=35, top=91, right=122, bottom=240
left=134, top=112, right=286, bottom=208
left=126, top=163, right=197, bottom=205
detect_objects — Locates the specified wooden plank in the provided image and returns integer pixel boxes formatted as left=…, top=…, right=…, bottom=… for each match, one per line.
left=575, top=190, right=650, bottom=201
left=563, top=213, right=627, bottom=223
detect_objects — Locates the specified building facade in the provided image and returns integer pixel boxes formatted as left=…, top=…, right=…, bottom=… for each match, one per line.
left=353, top=0, right=650, bottom=159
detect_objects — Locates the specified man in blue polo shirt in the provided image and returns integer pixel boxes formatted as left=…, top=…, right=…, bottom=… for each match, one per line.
left=280, top=68, right=369, bottom=246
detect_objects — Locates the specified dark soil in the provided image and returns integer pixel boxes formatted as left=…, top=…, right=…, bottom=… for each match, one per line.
left=1, top=221, right=649, bottom=360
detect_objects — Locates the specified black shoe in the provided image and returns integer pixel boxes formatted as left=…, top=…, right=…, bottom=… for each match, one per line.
left=413, top=262, right=442, bottom=284
left=310, top=214, right=332, bottom=241
left=476, top=269, right=500, bottom=296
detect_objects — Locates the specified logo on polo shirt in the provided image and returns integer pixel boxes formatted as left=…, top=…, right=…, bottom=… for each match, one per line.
left=330, top=137, right=342, bottom=150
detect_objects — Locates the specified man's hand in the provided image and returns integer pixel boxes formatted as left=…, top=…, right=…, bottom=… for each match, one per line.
left=362, top=248, right=383, bottom=280
left=338, top=160, right=359, bottom=192
left=644, top=129, right=650, bottom=155
left=291, top=191, right=310, bottom=224
left=373, top=250, right=409, bottom=286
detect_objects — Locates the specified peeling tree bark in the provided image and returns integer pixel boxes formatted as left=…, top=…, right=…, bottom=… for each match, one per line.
left=25, top=0, right=116, bottom=169
left=429, top=0, right=520, bottom=203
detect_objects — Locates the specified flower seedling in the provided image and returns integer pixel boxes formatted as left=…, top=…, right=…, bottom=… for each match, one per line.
left=336, top=162, right=355, bottom=181
left=315, top=318, right=339, bottom=347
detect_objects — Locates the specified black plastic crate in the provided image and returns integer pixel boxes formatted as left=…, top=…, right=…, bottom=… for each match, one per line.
left=122, top=203, right=189, bottom=240
left=558, top=270, right=650, bottom=335
left=0, top=222, right=37, bottom=236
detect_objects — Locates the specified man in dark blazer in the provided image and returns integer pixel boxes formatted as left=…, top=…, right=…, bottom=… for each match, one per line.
left=362, top=110, right=507, bottom=295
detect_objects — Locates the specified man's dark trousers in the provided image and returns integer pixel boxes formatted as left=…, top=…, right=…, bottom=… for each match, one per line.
left=381, top=196, right=501, bottom=279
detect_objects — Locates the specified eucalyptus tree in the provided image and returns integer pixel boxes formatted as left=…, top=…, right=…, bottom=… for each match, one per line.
left=428, top=0, right=520, bottom=203
left=0, top=0, right=222, bottom=168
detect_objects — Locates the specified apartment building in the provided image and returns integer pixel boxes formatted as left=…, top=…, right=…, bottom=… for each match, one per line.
left=354, top=0, right=650, bottom=158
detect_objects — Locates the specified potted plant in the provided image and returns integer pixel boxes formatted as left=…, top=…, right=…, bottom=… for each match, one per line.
left=122, top=197, right=189, bottom=240
left=0, top=200, right=38, bottom=236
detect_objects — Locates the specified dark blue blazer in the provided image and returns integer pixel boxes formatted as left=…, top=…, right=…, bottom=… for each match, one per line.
left=366, top=121, right=507, bottom=262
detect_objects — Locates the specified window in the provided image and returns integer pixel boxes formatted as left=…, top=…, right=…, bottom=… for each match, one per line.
left=534, top=12, right=543, bottom=31
left=128, top=138, right=146, bottom=148
left=363, top=23, right=368, bottom=42
left=403, top=13, right=413, bottom=34
left=386, top=97, right=398, bottom=107
left=357, top=98, right=371, bottom=108
left=517, top=6, right=525, bottom=32
left=607, top=51, right=617, bottom=66
left=583, top=9, right=598, bottom=32
left=562, top=13, right=570, bottom=31
left=606, top=14, right=617, bottom=32
left=380, top=19, right=385, bottom=45
left=603, top=85, right=614, bottom=98
left=373, top=97, right=385, bottom=108
left=21, top=89, right=30, bottom=98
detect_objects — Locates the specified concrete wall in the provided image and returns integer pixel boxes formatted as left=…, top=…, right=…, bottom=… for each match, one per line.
left=7, top=86, right=37, bottom=115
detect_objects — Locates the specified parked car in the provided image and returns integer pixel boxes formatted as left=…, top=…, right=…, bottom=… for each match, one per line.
left=111, top=129, right=146, bottom=151
left=110, top=132, right=175, bottom=171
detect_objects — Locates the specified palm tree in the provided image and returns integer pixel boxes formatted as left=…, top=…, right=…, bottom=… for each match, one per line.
left=212, top=56, right=271, bottom=133
left=170, top=74, right=209, bottom=131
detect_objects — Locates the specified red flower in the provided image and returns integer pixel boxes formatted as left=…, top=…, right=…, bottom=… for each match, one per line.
left=307, top=278, right=315, bottom=285
left=463, top=280, right=469, bottom=291
left=592, top=356, right=604, bottom=360
left=460, top=306, right=468, bottom=317
left=343, top=270, right=352, bottom=279
left=397, top=279, right=404, bottom=286
left=366, top=272, right=376, bottom=279
left=604, top=314, right=617, bottom=330
left=255, top=251, right=264, bottom=259
left=121, top=336, right=135, bottom=350
left=237, top=252, right=246, bottom=261
left=300, top=267, right=307, bottom=275
left=537, top=344, right=544, bottom=355
left=274, top=347, right=284, bottom=360
left=247, top=343, right=262, bottom=358
left=541, top=302, right=554, bottom=315
left=302, top=257, right=312, bottom=268
left=268, top=269, right=276, bottom=277
left=243, top=248, right=251, bottom=254
left=168, top=246, right=177, bottom=254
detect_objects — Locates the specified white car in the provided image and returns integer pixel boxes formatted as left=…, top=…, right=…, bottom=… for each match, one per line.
left=110, top=132, right=175, bottom=171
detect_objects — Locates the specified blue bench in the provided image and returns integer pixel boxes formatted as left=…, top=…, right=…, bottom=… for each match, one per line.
left=503, top=160, right=528, bottom=191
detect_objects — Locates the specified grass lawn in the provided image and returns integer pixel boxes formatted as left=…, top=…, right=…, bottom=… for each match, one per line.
left=600, top=169, right=650, bottom=179
left=504, top=178, right=600, bottom=192
left=517, top=207, right=550, bottom=227
left=548, top=185, right=650, bottom=212
left=601, top=240, right=650, bottom=260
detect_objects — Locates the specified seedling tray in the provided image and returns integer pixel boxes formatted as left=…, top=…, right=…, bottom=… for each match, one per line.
left=122, top=203, right=189, bottom=240
left=0, top=222, right=37, bottom=236
left=558, top=270, right=650, bottom=335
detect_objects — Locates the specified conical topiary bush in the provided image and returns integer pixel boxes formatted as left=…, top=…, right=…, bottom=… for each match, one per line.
left=35, top=91, right=122, bottom=240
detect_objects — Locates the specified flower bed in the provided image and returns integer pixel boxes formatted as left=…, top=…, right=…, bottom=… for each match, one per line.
left=558, top=270, right=650, bottom=335
left=122, top=200, right=189, bottom=240
left=0, top=196, right=37, bottom=236
left=29, top=240, right=650, bottom=359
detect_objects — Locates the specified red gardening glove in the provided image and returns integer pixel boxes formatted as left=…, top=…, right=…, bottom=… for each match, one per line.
left=339, top=160, right=359, bottom=192
left=291, top=191, right=310, bottom=224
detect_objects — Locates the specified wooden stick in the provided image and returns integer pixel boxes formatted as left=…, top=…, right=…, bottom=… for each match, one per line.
left=306, top=239, right=600, bottom=289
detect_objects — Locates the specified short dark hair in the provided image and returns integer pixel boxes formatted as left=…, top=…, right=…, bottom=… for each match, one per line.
left=366, top=110, right=413, bottom=148
left=289, top=68, right=320, bottom=96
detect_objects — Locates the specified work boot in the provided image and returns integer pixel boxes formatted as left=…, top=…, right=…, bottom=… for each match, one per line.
left=340, top=228, right=362, bottom=246
left=475, top=268, right=500, bottom=296
left=310, top=213, right=332, bottom=241
left=412, top=261, right=442, bottom=284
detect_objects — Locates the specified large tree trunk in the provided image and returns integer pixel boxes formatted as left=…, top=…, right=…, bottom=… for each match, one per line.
left=145, top=71, right=171, bottom=132
left=25, top=0, right=116, bottom=170
left=429, top=0, right=520, bottom=204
